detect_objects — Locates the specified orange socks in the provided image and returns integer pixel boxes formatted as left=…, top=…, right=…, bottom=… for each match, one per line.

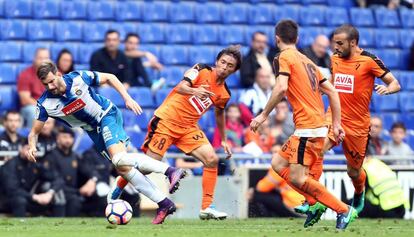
left=351, top=169, right=366, bottom=194
left=301, top=178, right=348, bottom=214
left=278, top=167, right=318, bottom=205
left=202, top=167, right=218, bottom=210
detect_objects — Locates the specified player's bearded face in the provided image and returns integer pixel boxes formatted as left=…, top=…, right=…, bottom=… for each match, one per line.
left=333, top=33, right=351, bottom=58
left=215, top=54, right=237, bottom=79
left=43, top=72, right=63, bottom=95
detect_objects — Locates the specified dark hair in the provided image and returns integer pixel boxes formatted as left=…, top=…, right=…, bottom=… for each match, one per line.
left=391, top=122, right=406, bottom=132
left=125, top=32, right=140, bottom=42
left=275, top=20, right=299, bottom=44
left=226, top=103, right=241, bottom=112
left=333, top=24, right=359, bottom=44
left=4, top=110, right=20, bottom=120
left=252, top=31, right=266, bottom=41
left=37, top=60, right=58, bottom=80
left=105, top=29, right=120, bottom=38
left=56, top=49, right=74, bottom=74
left=56, top=126, right=75, bottom=137
left=216, top=45, right=242, bottom=70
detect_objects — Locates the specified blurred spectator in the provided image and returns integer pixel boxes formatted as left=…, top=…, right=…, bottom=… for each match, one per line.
left=36, top=118, right=56, bottom=156
left=2, top=144, right=63, bottom=217
left=360, top=156, right=409, bottom=218
left=212, top=104, right=245, bottom=153
left=45, top=127, right=99, bottom=216
left=301, top=35, right=331, bottom=69
left=17, top=48, right=49, bottom=128
left=367, top=116, right=387, bottom=155
left=0, top=111, right=26, bottom=162
left=56, top=49, right=75, bottom=74
left=385, top=122, right=413, bottom=164
left=400, top=0, right=414, bottom=8
left=239, top=68, right=272, bottom=115
left=90, top=30, right=131, bottom=86
left=240, top=31, right=272, bottom=88
left=244, top=118, right=275, bottom=154
left=356, top=0, right=399, bottom=9
left=123, top=33, right=152, bottom=87
left=270, top=99, right=295, bottom=144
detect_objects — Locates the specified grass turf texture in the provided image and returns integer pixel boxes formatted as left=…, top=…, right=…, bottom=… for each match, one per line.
left=0, top=218, right=412, bottom=237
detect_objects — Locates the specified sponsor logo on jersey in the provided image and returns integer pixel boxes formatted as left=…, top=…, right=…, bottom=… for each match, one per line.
left=189, top=95, right=213, bottom=115
left=75, top=89, right=82, bottom=96
left=334, top=73, right=354, bottom=94
left=62, top=98, right=86, bottom=115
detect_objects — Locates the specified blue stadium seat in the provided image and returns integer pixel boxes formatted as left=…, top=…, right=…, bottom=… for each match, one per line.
left=401, top=71, right=414, bottom=91
left=0, top=42, right=22, bottom=62
left=402, top=113, right=414, bottom=130
left=161, top=46, right=189, bottom=65
left=155, top=88, right=172, bottom=107
left=126, top=130, right=146, bottom=149
left=74, top=133, right=94, bottom=155
left=78, top=43, right=101, bottom=64
left=274, top=5, right=300, bottom=23
left=0, top=20, right=27, bottom=40
left=372, top=93, right=399, bottom=112
left=198, top=110, right=215, bottom=131
left=0, top=64, right=17, bottom=84
left=61, top=1, right=87, bottom=20
left=400, top=30, right=414, bottom=49
left=128, top=87, right=154, bottom=108
left=166, top=24, right=192, bottom=44
left=139, top=44, right=161, bottom=59
left=116, top=1, right=142, bottom=22
left=50, top=43, right=79, bottom=64
left=143, top=2, right=169, bottom=22
left=399, top=92, right=414, bottom=113
left=55, top=21, right=83, bottom=42
left=27, top=21, right=55, bottom=41
left=401, top=49, right=410, bottom=70
left=88, top=1, right=115, bottom=21
left=326, top=7, right=349, bottom=26
left=298, top=27, right=326, bottom=48
left=375, top=8, right=400, bottom=28
left=219, top=26, right=245, bottom=45
left=300, top=5, right=326, bottom=26
left=18, top=127, right=30, bottom=137
left=0, top=0, right=3, bottom=17
left=350, top=8, right=375, bottom=27
left=188, top=46, right=216, bottom=66
left=195, top=3, right=222, bottom=24
left=227, top=88, right=242, bottom=105
left=160, top=66, right=186, bottom=87
left=192, top=25, right=219, bottom=45
left=375, top=29, right=400, bottom=49
left=222, top=3, right=249, bottom=24
left=322, top=95, right=329, bottom=111
left=83, top=22, right=110, bottom=42
left=327, top=0, right=355, bottom=7
left=376, top=49, right=401, bottom=70
left=137, top=24, right=165, bottom=44
left=170, top=2, right=195, bottom=23
left=380, top=113, right=402, bottom=131
left=226, top=72, right=241, bottom=88
left=0, top=86, right=18, bottom=111
left=406, top=134, right=414, bottom=150
left=23, top=42, right=51, bottom=63
left=358, top=28, right=376, bottom=48
left=249, top=4, right=274, bottom=25
left=400, top=8, right=414, bottom=28
left=144, top=109, right=155, bottom=121
left=17, top=63, right=30, bottom=74
left=109, top=22, right=137, bottom=41
left=98, top=87, right=125, bottom=108
left=122, top=109, right=138, bottom=128
left=332, top=145, right=344, bottom=154
left=33, top=0, right=60, bottom=19
left=5, top=0, right=32, bottom=19
left=301, top=0, right=327, bottom=4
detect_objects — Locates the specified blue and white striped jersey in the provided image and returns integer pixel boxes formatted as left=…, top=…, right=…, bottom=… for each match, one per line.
left=36, top=70, right=112, bottom=131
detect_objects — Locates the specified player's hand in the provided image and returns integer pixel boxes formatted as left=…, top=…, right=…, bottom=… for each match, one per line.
left=250, top=113, right=267, bottom=132
left=221, top=141, right=232, bottom=159
left=80, top=179, right=97, bottom=197
left=36, top=192, right=54, bottom=205
left=375, top=84, right=390, bottom=95
left=125, top=97, right=143, bottom=115
left=26, top=146, right=37, bottom=163
left=333, top=124, right=345, bottom=144
left=194, top=85, right=215, bottom=99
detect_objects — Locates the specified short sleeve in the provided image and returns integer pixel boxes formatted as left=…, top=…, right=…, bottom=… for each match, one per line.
left=369, top=55, right=390, bottom=78
left=80, top=71, right=100, bottom=87
left=35, top=103, right=48, bottom=122
left=273, top=52, right=291, bottom=77
left=182, top=64, right=211, bottom=86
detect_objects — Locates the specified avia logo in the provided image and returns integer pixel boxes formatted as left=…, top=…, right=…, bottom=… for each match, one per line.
left=189, top=95, right=213, bottom=115
left=334, top=73, right=355, bottom=94
left=62, top=99, right=86, bottom=115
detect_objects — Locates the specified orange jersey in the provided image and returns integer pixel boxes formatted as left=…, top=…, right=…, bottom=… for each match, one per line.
left=273, top=48, right=326, bottom=129
left=330, top=50, right=389, bottom=135
left=155, top=64, right=231, bottom=126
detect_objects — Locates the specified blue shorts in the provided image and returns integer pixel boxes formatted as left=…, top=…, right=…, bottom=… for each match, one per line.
left=86, top=106, right=129, bottom=160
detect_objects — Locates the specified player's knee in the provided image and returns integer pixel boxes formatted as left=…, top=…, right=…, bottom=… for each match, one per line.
left=116, top=166, right=132, bottom=177
left=271, top=156, right=284, bottom=174
left=112, top=151, right=135, bottom=168
left=204, top=153, right=219, bottom=168
left=289, top=170, right=306, bottom=188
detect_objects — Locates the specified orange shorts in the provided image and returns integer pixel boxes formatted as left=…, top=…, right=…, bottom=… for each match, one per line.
left=278, top=136, right=325, bottom=166
left=141, top=116, right=210, bottom=156
left=327, top=125, right=369, bottom=169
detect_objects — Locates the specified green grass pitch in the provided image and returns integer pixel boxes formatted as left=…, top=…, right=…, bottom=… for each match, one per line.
left=0, top=218, right=413, bottom=237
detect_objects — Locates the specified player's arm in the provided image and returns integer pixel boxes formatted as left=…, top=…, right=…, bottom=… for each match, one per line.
left=376, top=72, right=401, bottom=95
left=176, top=80, right=215, bottom=98
left=98, top=72, right=142, bottom=115
left=215, top=107, right=232, bottom=159
left=320, top=80, right=345, bottom=142
left=27, top=120, right=46, bottom=162
left=250, top=75, right=288, bottom=132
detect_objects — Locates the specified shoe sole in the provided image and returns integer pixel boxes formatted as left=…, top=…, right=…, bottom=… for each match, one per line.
left=199, top=213, right=227, bottom=220
left=169, top=170, right=187, bottom=194
left=304, top=207, right=327, bottom=228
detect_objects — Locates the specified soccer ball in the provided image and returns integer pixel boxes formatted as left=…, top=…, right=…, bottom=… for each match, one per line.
left=105, top=200, right=133, bottom=225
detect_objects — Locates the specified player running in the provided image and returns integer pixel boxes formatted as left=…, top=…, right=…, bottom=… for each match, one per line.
left=26, top=61, right=186, bottom=224
left=108, top=46, right=242, bottom=220
left=250, top=20, right=357, bottom=230
left=294, top=24, right=401, bottom=221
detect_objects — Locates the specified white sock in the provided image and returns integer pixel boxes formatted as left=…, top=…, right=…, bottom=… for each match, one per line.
left=126, top=153, right=169, bottom=174
left=123, top=168, right=166, bottom=203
